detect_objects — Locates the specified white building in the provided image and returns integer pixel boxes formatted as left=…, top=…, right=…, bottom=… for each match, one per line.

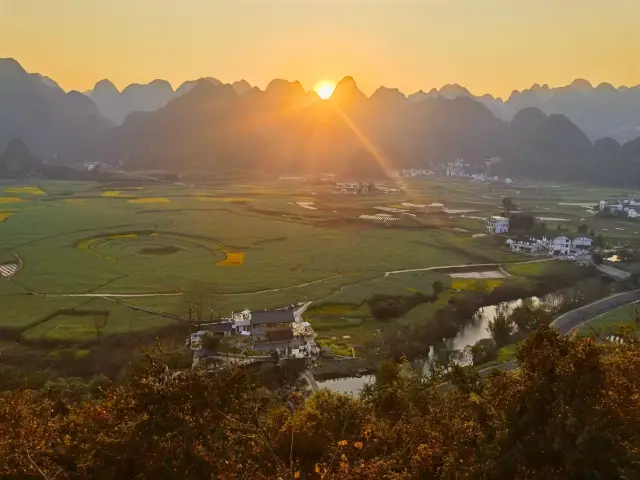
left=445, top=159, right=466, bottom=177
left=486, top=216, right=510, bottom=234
left=506, top=238, right=544, bottom=253
left=401, top=168, right=434, bottom=177
left=572, top=236, right=593, bottom=250
left=629, top=208, right=638, bottom=219
left=509, top=235, right=593, bottom=257
left=548, top=235, right=572, bottom=256
left=610, top=203, right=624, bottom=213
left=231, top=309, right=251, bottom=333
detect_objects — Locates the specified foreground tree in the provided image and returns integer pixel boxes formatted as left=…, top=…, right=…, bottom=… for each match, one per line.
left=1, top=327, right=639, bottom=479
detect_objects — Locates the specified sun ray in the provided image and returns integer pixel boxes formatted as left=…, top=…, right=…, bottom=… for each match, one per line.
left=331, top=105, right=401, bottom=185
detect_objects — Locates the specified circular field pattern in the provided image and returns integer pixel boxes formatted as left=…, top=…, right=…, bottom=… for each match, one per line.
left=75, top=231, right=227, bottom=263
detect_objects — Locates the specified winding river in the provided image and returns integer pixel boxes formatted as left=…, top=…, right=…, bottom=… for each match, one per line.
left=318, top=293, right=563, bottom=395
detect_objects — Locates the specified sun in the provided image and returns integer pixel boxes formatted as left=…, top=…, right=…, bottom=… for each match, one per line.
left=314, top=81, right=336, bottom=100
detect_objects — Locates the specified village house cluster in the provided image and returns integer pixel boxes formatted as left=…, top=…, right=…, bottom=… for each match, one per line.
left=390, top=168, right=435, bottom=177
left=187, top=306, right=317, bottom=367
left=390, top=157, right=515, bottom=183
left=506, top=235, right=593, bottom=257
left=485, top=215, right=594, bottom=259
left=330, top=182, right=399, bottom=194
left=597, top=199, right=640, bottom=219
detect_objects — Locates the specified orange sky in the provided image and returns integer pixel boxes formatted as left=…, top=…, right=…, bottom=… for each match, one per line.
left=1, top=0, right=639, bottom=98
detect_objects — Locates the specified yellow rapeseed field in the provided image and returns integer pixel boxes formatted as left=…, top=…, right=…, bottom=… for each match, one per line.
left=77, top=238, right=99, bottom=250
left=4, top=186, right=45, bottom=195
left=127, top=198, right=171, bottom=204
left=309, top=305, right=353, bottom=315
left=216, top=252, right=245, bottom=266
left=102, top=191, right=122, bottom=197
left=107, top=233, right=138, bottom=240
left=196, top=197, right=251, bottom=203
left=0, top=212, right=13, bottom=222
left=452, top=278, right=504, bottom=292
left=0, top=197, right=23, bottom=204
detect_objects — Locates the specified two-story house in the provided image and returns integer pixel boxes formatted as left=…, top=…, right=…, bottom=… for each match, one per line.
left=572, top=236, right=593, bottom=251
left=250, top=310, right=295, bottom=344
left=486, top=216, right=510, bottom=234
left=548, top=235, right=572, bottom=255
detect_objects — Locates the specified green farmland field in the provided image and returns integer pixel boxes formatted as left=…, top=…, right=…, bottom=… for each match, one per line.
left=577, top=302, right=640, bottom=337
left=1, top=178, right=638, bottom=343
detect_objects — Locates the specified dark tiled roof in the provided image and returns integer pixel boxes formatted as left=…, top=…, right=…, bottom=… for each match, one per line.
left=207, top=322, right=233, bottom=333
left=250, top=309, right=295, bottom=325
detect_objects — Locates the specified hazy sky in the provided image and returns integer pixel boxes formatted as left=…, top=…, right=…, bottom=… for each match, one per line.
left=2, top=0, right=639, bottom=98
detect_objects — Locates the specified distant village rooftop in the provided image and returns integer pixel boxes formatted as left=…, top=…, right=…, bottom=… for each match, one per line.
left=250, top=310, right=295, bottom=326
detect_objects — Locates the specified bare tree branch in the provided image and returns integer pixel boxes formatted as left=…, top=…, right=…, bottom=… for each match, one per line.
left=26, top=450, right=52, bottom=480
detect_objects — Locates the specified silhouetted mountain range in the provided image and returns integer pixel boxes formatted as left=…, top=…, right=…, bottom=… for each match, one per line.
left=89, top=79, right=174, bottom=125
left=2, top=58, right=640, bottom=186
left=86, top=77, right=253, bottom=124
left=478, top=80, right=640, bottom=142
left=81, top=70, right=640, bottom=142
left=0, top=58, right=108, bottom=159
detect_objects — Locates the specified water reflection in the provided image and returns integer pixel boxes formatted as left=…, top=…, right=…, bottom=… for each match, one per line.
left=319, top=293, right=563, bottom=394
left=452, top=297, right=541, bottom=351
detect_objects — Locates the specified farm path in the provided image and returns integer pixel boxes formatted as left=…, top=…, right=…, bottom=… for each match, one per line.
left=384, top=257, right=554, bottom=277
left=29, top=292, right=183, bottom=298
left=101, top=296, right=186, bottom=322
left=14, top=274, right=348, bottom=299
left=214, top=274, right=347, bottom=296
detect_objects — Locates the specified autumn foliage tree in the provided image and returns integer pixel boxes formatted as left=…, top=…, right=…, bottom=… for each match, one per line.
left=1, top=327, right=639, bottom=479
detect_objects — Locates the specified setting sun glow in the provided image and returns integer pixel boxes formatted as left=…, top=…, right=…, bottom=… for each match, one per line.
left=314, top=81, right=336, bottom=99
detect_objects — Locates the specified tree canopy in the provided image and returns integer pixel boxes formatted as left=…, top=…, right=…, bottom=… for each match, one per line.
left=1, top=326, right=639, bottom=479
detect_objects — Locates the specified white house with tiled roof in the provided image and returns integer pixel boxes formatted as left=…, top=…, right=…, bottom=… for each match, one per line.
left=486, top=216, right=510, bottom=234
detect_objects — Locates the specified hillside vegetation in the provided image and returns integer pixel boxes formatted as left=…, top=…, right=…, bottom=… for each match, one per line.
left=1, top=325, right=639, bottom=479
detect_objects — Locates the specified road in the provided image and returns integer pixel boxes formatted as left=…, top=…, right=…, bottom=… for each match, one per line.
left=480, top=288, right=640, bottom=375
left=294, top=301, right=312, bottom=320
left=293, top=302, right=317, bottom=351
left=301, top=370, right=320, bottom=393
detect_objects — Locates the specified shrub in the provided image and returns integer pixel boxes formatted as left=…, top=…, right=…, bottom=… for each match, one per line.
left=471, top=338, right=498, bottom=365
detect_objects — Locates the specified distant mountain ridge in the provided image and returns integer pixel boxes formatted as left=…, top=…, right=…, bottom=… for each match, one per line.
left=95, top=74, right=640, bottom=187
left=85, top=77, right=254, bottom=124
left=7, top=55, right=635, bottom=140
left=2, top=57, right=640, bottom=186
left=82, top=74, right=640, bottom=141
left=0, top=58, right=108, bottom=158
left=477, top=79, right=640, bottom=142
